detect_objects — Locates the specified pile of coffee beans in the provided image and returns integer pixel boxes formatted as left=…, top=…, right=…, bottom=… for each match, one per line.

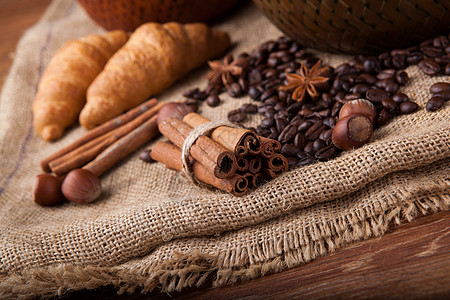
left=183, top=33, right=449, bottom=171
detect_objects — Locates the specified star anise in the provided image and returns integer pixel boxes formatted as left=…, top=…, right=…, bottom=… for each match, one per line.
left=206, top=54, right=246, bottom=87
left=280, top=60, right=329, bottom=101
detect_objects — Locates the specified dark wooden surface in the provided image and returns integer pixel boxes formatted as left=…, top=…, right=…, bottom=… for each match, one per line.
left=1, top=1, right=449, bottom=299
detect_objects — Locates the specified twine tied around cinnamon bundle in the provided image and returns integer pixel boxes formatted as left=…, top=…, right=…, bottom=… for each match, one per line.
left=181, top=120, right=242, bottom=186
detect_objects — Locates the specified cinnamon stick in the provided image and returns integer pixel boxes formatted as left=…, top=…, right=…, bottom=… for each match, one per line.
left=158, top=118, right=237, bottom=179
left=83, top=115, right=159, bottom=177
left=248, top=156, right=262, bottom=174
left=236, top=157, right=249, bottom=172
left=40, top=98, right=159, bottom=173
left=46, top=102, right=164, bottom=176
left=264, top=153, right=289, bottom=172
left=259, top=137, right=282, bottom=158
left=151, top=141, right=248, bottom=196
left=183, top=113, right=261, bottom=157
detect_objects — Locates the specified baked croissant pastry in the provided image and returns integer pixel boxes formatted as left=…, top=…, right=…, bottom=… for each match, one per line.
left=33, top=30, right=128, bottom=141
left=79, top=22, right=231, bottom=129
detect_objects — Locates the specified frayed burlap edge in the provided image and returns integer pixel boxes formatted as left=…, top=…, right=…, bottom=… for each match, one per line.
left=1, top=186, right=448, bottom=299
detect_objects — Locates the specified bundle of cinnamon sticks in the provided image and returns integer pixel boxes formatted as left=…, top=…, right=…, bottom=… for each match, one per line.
left=151, top=112, right=288, bottom=196
left=40, top=98, right=163, bottom=177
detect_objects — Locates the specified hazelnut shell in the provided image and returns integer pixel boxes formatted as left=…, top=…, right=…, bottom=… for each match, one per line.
left=332, top=115, right=373, bottom=150
left=156, top=102, right=194, bottom=126
left=62, top=169, right=102, bottom=204
left=339, top=99, right=377, bottom=123
left=33, top=174, right=65, bottom=206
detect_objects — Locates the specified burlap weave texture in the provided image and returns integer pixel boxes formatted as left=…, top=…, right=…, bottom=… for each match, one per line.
left=0, top=0, right=449, bottom=298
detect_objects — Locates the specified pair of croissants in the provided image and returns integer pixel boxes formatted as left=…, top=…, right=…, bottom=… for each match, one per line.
left=33, top=22, right=231, bottom=141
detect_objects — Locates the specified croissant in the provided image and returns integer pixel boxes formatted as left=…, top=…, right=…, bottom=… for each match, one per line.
left=79, top=22, right=231, bottom=129
left=32, top=30, right=129, bottom=141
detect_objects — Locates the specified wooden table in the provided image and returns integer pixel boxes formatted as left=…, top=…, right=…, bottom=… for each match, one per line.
left=1, top=1, right=449, bottom=298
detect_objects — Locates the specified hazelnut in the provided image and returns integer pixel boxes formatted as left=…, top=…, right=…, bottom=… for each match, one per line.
left=33, top=174, right=65, bottom=206
left=339, top=99, right=377, bottom=123
left=62, top=169, right=102, bottom=204
left=332, top=115, right=373, bottom=150
left=156, top=102, right=194, bottom=126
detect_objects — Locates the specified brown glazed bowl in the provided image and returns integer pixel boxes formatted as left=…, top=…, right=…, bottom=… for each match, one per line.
left=253, top=0, right=450, bottom=54
left=78, top=0, right=242, bottom=32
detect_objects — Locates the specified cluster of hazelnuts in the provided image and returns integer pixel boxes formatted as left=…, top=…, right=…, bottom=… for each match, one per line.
left=331, top=98, right=376, bottom=151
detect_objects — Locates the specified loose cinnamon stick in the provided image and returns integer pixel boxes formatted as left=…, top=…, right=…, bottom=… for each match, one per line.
left=83, top=115, right=159, bottom=177
left=158, top=118, right=237, bottom=179
left=151, top=141, right=248, bottom=196
left=259, top=137, right=282, bottom=158
left=40, top=98, right=159, bottom=172
left=49, top=135, right=118, bottom=177
left=47, top=101, right=164, bottom=176
left=183, top=113, right=261, bottom=157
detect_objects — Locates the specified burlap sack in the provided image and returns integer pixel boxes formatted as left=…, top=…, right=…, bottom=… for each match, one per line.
left=0, top=0, right=449, bottom=298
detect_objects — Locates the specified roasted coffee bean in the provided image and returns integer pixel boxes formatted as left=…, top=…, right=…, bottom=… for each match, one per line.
left=305, top=122, right=325, bottom=140
left=184, top=99, right=199, bottom=112
left=315, top=145, right=339, bottom=161
left=376, top=108, right=390, bottom=126
left=228, top=109, right=247, bottom=123
left=420, top=45, right=443, bottom=57
left=248, top=69, right=263, bottom=85
left=287, top=157, right=298, bottom=169
left=445, top=64, right=450, bottom=75
left=391, top=49, right=410, bottom=56
left=192, top=89, right=207, bottom=100
left=418, top=58, right=441, bottom=75
left=248, top=86, right=261, bottom=100
left=395, top=71, right=409, bottom=86
left=366, top=88, right=391, bottom=102
left=432, top=90, right=450, bottom=101
left=406, top=52, right=424, bottom=64
left=228, top=82, right=243, bottom=97
left=363, top=58, right=380, bottom=74
left=323, top=117, right=336, bottom=129
left=303, top=141, right=315, bottom=155
left=206, top=94, right=220, bottom=107
left=281, top=144, right=300, bottom=157
left=433, top=35, right=449, bottom=48
left=392, top=55, right=407, bottom=69
left=298, top=108, right=315, bottom=118
left=241, top=103, right=258, bottom=114
left=260, top=89, right=276, bottom=101
left=294, top=132, right=306, bottom=149
left=275, top=117, right=287, bottom=133
left=278, top=124, right=297, bottom=143
left=296, top=156, right=317, bottom=166
left=286, top=101, right=303, bottom=114
left=434, top=55, right=450, bottom=65
left=392, top=93, right=409, bottom=103
left=399, top=101, right=419, bottom=114
left=381, top=97, right=397, bottom=113
left=319, top=129, right=333, bottom=144
left=312, top=139, right=327, bottom=153
left=357, top=73, right=377, bottom=85
left=376, top=68, right=396, bottom=80
left=238, top=78, right=248, bottom=93
left=331, top=102, right=342, bottom=117
left=350, top=83, right=370, bottom=95
left=430, top=82, right=450, bottom=94
left=261, top=118, right=275, bottom=128
left=426, top=96, right=445, bottom=111
left=183, top=88, right=200, bottom=98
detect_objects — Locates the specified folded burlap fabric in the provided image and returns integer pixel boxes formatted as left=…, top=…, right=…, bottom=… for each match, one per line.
left=0, top=0, right=449, bottom=298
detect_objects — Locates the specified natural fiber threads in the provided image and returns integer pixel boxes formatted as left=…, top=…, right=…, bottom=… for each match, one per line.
left=181, top=120, right=241, bottom=185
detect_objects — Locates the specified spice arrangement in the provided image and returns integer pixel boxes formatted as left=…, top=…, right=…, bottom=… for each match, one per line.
left=182, top=34, right=450, bottom=170
left=31, top=15, right=449, bottom=205
left=149, top=104, right=288, bottom=196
